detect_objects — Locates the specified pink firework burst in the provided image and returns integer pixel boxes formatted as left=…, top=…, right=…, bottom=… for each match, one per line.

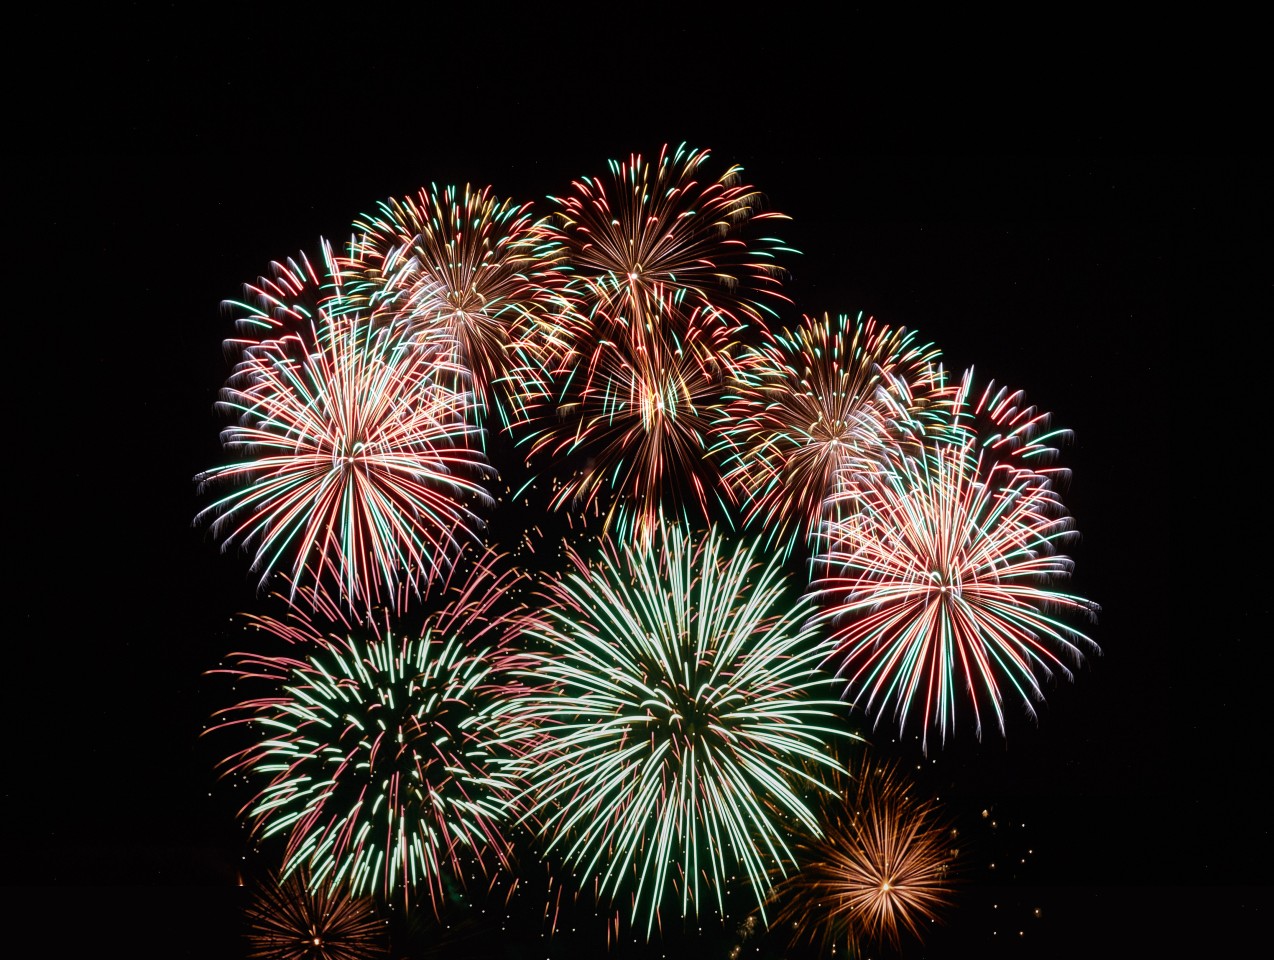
left=196, top=255, right=494, bottom=613
left=812, top=437, right=1099, bottom=752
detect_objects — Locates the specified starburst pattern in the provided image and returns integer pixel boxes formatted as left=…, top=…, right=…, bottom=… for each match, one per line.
left=196, top=263, right=494, bottom=613
left=345, top=183, right=568, bottom=433
left=769, top=756, right=956, bottom=955
left=521, top=291, right=743, bottom=539
left=813, top=437, right=1099, bottom=751
left=244, top=866, right=387, bottom=960
left=716, top=311, right=944, bottom=552
left=501, top=518, right=851, bottom=934
left=543, top=141, right=795, bottom=328
left=209, top=555, right=526, bottom=910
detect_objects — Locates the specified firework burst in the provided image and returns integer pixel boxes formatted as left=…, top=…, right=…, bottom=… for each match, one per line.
left=544, top=142, right=795, bottom=327
left=812, top=436, right=1099, bottom=752
left=500, top=518, right=852, bottom=934
left=521, top=291, right=743, bottom=539
left=208, top=554, right=527, bottom=910
left=195, top=260, right=494, bottom=613
left=768, top=755, right=956, bottom=956
left=716, top=311, right=945, bottom=552
left=345, top=183, right=568, bottom=433
left=244, top=866, right=388, bottom=960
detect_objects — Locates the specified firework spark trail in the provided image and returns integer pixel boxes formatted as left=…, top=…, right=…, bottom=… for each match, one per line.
left=813, top=437, right=1099, bottom=752
left=936, top=365, right=1075, bottom=489
left=499, top=518, right=853, bottom=934
left=196, top=261, right=494, bottom=613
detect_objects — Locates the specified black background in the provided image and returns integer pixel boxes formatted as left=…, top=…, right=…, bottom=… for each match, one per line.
left=9, top=7, right=1267, bottom=957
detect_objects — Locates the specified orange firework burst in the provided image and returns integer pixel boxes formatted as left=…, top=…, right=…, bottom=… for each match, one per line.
left=244, top=866, right=387, bottom=960
left=769, top=756, right=957, bottom=956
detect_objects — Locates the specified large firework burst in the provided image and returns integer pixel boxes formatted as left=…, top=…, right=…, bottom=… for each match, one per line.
left=768, top=756, right=957, bottom=956
left=500, top=518, right=852, bottom=934
left=716, top=311, right=945, bottom=552
left=345, top=183, right=567, bottom=433
left=543, top=142, right=795, bottom=327
left=812, top=436, right=1099, bottom=752
left=244, top=866, right=388, bottom=960
left=195, top=257, right=494, bottom=612
left=208, top=555, right=526, bottom=910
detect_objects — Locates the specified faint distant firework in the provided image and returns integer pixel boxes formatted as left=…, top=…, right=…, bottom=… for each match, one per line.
left=542, top=142, right=796, bottom=328
left=195, top=244, right=494, bottom=613
left=715, top=311, right=945, bottom=553
left=345, top=183, right=569, bottom=434
left=520, top=291, right=745, bottom=539
left=812, top=434, right=1099, bottom=752
left=244, top=866, right=387, bottom=960
left=768, top=755, right=956, bottom=957
left=501, top=517, right=852, bottom=934
left=209, top=554, right=526, bottom=910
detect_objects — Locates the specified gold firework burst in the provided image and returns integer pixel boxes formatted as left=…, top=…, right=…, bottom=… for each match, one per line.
left=770, top=756, right=957, bottom=956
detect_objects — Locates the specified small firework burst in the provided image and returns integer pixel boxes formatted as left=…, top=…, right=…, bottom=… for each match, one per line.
left=244, top=865, right=387, bottom=960
left=769, top=755, right=957, bottom=956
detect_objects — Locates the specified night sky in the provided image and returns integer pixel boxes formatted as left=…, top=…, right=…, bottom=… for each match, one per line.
left=10, top=9, right=1267, bottom=957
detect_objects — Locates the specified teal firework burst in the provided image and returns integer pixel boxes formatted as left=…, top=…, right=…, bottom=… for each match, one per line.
left=501, top=518, right=854, bottom=934
left=210, top=557, right=526, bottom=910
